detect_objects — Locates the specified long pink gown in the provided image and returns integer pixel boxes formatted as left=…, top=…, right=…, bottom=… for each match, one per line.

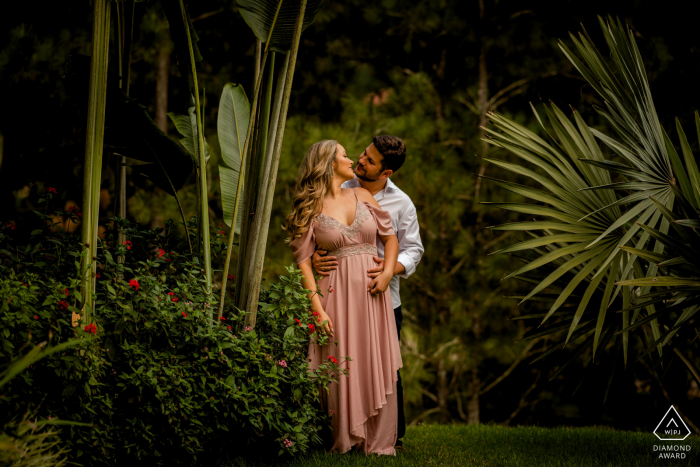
left=290, top=189, right=403, bottom=456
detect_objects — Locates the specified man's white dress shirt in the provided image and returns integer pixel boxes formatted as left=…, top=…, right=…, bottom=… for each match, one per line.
left=342, top=177, right=424, bottom=309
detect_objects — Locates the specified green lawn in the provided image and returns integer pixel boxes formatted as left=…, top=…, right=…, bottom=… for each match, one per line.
left=221, top=424, right=700, bottom=467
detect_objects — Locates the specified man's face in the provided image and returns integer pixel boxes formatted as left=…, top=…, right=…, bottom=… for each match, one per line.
left=354, top=143, right=387, bottom=182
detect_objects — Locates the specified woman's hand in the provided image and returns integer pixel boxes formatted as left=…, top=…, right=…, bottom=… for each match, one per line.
left=369, top=271, right=392, bottom=296
left=315, top=309, right=334, bottom=338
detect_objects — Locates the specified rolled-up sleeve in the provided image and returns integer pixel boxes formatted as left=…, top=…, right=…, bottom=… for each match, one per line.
left=396, top=203, right=423, bottom=279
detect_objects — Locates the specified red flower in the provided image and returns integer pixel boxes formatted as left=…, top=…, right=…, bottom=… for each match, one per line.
left=181, top=312, right=187, bottom=317
left=84, top=323, right=97, bottom=335
left=227, top=326, right=232, bottom=330
left=33, top=315, right=39, bottom=320
left=165, top=258, right=170, bottom=262
left=219, top=316, right=226, bottom=321
left=123, top=241, right=132, bottom=250
left=45, top=187, right=57, bottom=194
left=64, top=288, right=69, bottom=297
left=67, top=206, right=80, bottom=216
left=312, top=311, right=319, bottom=317
left=294, top=318, right=302, bottom=327
left=218, top=230, right=226, bottom=235
left=172, top=297, right=179, bottom=303
left=57, top=300, right=69, bottom=311
left=95, top=272, right=100, bottom=279
left=128, top=279, right=140, bottom=291
left=308, top=323, right=316, bottom=334
left=5, top=222, right=15, bottom=231
left=158, top=248, right=166, bottom=258
left=328, top=356, right=338, bottom=364
left=329, top=287, right=334, bottom=293
left=227, top=274, right=235, bottom=280
left=167, top=292, right=174, bottom=296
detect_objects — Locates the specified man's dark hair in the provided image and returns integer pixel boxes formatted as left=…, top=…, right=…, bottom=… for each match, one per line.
left=373, top=135, right=406, bottom=173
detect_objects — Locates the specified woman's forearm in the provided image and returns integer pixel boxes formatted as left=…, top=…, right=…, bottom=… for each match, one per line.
left=298, top=260, right=323, bottom=311
left=380, top=235, right=399, bottom=278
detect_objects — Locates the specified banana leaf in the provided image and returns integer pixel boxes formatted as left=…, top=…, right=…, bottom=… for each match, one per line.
left=237, top=0, right=325, bottom=53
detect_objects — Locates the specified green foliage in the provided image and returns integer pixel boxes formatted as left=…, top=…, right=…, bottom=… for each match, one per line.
left=0, top=214, right=343, bottom=465
left=218, top=83, right=250, bottom=233
left=237, top=0, right=325, bottom=53
left=0, top=413, right=70, bottom=467
left=168, top=106, right=210, bottom=166
left=483, top=17, right=700, bottom=387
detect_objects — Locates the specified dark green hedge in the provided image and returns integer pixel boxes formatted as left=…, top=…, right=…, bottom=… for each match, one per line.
left=0, top=216, right=343, bottom=465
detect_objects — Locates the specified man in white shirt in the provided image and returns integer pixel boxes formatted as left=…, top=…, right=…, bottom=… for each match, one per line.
left=312, top=135, right=424, bottom=451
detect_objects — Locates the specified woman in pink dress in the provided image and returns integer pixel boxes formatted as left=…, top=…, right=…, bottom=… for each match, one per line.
left=284, top=140, right=403, bottom=456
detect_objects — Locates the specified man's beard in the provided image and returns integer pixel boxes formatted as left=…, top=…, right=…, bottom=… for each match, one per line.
left=354, top=167, right=381, bottom=182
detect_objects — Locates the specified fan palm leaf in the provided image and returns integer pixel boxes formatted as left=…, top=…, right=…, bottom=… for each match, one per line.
left=483, top=16, right=700, bottom=381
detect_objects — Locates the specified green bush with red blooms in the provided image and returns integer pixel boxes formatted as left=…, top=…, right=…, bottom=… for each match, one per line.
left=0, top=194, right=346, bottom=465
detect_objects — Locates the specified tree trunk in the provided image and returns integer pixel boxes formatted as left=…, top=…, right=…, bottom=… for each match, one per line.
left=437, top=358, right=450, bottom=424
left=468, top=285, right=483, bottom=424
left=155, top=48, right=170, bottom=133
left=467, top=1, right=489, bottom=423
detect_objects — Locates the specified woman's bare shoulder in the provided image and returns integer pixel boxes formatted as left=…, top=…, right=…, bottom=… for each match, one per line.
left=352, top=187, right=380, bottom=208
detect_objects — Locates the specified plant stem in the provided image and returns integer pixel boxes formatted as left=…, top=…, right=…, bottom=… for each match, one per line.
left=139, top=133, right=193, bottom=256
left=244, top=0, right=308, bottom=329
left=217, top=54, right=268, bottom=319
left=218, top=4, right=284, bottom=320
left=674, top=347, right=700, bottom=388
left=238, top=52, right=288, bottom=313
left=116, top=0, right=133, bottom=279
left=80, top=0, right=111, bottom=323
left=180, top=0, right=212, bottom=306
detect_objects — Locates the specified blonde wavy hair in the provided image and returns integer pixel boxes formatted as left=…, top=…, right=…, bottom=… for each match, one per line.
left=284, top=140, right=339, bottom=241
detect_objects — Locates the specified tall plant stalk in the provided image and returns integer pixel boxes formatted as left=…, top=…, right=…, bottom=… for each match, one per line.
left=218, top=5, right=285, bottom=320
left=235, top=52, right=288, bottom=314
left=179, top=0, right=212, bottom=303
left=243, top=0, right=308, bottom=328
left=258, top=53, right=275, bottom=183
left=80, top=0, right=111, bottom=323
left=115, top=1, right=133, bottom=276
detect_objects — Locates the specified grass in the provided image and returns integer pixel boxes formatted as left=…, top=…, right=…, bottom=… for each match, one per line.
left=221, top=424, right=700, bottom=467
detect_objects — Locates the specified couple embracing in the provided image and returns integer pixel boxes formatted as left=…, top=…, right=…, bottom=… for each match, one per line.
left=283, top=136, right=423, bottom=456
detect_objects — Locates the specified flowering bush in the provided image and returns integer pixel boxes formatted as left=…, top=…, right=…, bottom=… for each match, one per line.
left=0, top=217, right=344, bottom=465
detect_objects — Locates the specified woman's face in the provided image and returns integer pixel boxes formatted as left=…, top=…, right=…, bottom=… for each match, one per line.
left=333, top=143, right=355, bottom=181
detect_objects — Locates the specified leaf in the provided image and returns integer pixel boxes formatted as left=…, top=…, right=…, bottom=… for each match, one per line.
left=218, top=83, right=250, bottom=232
left=616, top=277, right=700, bottom=287
left=113, top=319, right=127, bottom=335
left=168, top=107, right=209, bottom=165
left=63, top=55, right=193, bottom=195
left=0, top=338, right=92, bottom=388
left=237, top=0, right=325, bottom=53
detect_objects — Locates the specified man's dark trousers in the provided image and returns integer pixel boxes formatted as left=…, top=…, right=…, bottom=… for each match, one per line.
left=394, top=305, right=406, bottom=446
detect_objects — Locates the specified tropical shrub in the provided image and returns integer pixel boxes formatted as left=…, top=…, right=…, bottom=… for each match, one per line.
left=0, top=210, right=343, bottom=465
left=483, top=16, right=700, bottom=391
